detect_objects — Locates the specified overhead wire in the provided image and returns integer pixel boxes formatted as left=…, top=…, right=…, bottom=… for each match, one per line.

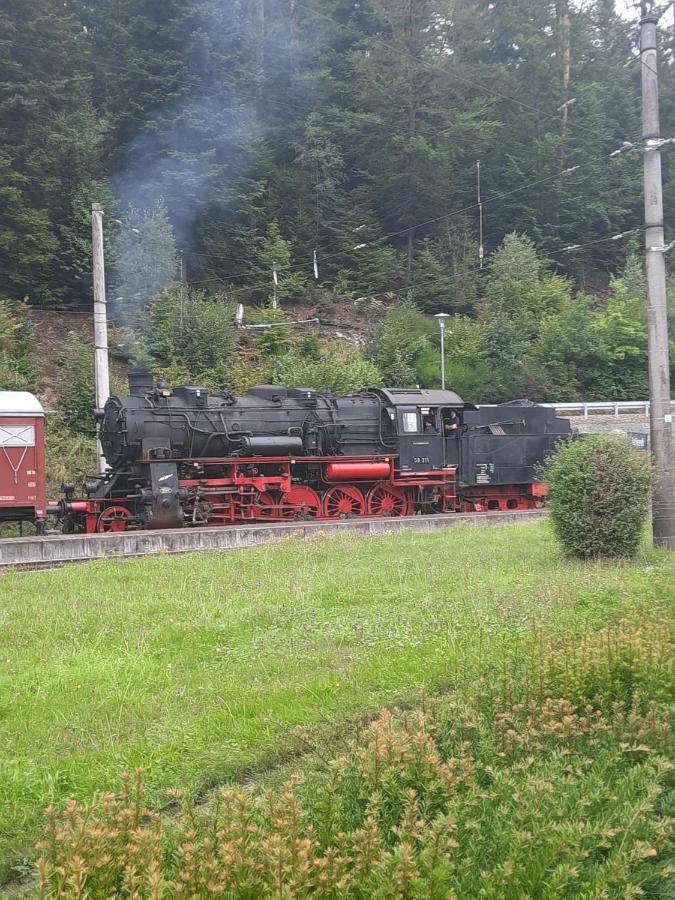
left=183, top=145, right=640, bottom=292
left=189, top=221, right=644, bottom=302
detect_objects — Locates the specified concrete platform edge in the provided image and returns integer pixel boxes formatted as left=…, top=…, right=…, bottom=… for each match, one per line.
left=0, top=510, right=547, bottom=570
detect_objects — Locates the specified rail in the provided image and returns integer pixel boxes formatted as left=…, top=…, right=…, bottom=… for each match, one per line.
left=540, top=400, right=675, bottom=419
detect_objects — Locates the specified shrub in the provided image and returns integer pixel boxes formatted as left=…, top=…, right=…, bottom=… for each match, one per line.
left=229, top=355, right=273, bottom=394
left=544, top=435, right=650, bottom=559
left=239, top=306, right=294, bottom=355
left=146, top=289, right=235, bottom=383
left=57, top=333, right=128, bottom=436
left=370, top=300, right=431, bottom=388
left=45, top=415, right=97, bottom=496
left=271, top=343, right=383, bottom=394
left=56, top=332, right=96, bottom=436
left=0, top=297, right=37, bottom=390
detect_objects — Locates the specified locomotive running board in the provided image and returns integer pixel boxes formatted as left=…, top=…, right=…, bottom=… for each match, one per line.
left=0, top=510, right=546, bottom=571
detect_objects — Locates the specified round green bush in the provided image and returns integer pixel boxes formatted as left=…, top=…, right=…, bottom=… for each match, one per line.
left=544, top=435, right=650, bottom=559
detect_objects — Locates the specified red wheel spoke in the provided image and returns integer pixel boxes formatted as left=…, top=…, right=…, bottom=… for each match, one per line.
left=97, top=506, right=131, bottom=533
left=256, top=491, right=282, bottom=519
left=366, top=483, right=411, bottom=518
left=322, top=485, right=365, bottom=518
left=281, top=487, right=321, bottom=519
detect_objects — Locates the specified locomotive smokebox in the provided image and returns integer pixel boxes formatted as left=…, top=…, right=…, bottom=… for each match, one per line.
left=128, top=366, right=154, bottom=398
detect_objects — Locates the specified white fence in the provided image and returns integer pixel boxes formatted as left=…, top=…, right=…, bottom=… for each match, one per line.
left=541, top=400, right=675, bottom=419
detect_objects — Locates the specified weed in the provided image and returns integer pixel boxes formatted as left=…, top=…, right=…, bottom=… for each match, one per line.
left=36, top=615, right=674, bottom=897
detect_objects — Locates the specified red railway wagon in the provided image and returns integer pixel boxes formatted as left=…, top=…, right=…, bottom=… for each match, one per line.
left=0, top=391, right=47, bottom=532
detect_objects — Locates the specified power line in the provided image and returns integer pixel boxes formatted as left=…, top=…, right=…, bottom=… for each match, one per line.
left=182, top=151, right=640, bottom=294
left=188, top=223, right=643, bottom=302
left=558, top=228, right=644, bottom=253
left=179, top=126, right=641, bottom=286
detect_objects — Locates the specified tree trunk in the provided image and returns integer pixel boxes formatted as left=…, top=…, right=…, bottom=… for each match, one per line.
left=407, top=227, right=415, bottom=283
left=251, top=0, right=265, bottom=117
left=406, top=87, right=416, bottom=286
left=556, top=0, right=571, bottom=171
left=289, top=0, right=298, bottom=75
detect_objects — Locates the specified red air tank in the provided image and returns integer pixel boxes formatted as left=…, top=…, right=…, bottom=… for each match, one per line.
left=324, top=460, right=392, bottom=482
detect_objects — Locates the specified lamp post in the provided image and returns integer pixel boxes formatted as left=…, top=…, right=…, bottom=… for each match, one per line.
left=434, top=314, right=450, bottom=391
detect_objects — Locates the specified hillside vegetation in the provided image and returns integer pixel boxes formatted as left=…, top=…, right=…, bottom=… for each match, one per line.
left=2, top=1, right=675, bottom=415
left=0, top=238, right=669, bottom=503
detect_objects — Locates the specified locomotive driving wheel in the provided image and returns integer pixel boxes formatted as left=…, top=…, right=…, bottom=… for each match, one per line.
left=366, top=483, right=411, bottom=517
left=280, top=486, right=322, bottom=519
left=322, top=485, right=366, bottom=518
left=256, top=491, right=282, bottom=520
left=97, top=506, right=132, bottom=533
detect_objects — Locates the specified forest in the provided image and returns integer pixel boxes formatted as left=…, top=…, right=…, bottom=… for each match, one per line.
left=1, top=0, right=675, bottom=407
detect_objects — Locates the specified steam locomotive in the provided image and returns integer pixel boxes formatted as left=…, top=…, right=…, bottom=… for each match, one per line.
left=49, top=369, right=572, bottom=533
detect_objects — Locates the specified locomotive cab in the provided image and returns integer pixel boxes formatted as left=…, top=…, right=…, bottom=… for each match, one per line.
left=372, top=389, right=466, bottom=474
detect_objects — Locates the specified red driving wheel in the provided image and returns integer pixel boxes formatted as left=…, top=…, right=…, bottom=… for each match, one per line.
left=97, top=506, right=132, bottom=533
left=256, top=491, right=282, bottom=519
left=322, top=485, right=366, bottom=518
left=366, top=483, right=411, bottom=517
left=280, top=486, right=322, bottom=519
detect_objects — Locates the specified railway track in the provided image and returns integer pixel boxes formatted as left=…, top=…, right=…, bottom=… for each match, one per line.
left=0, top=509, right=546, bottom=572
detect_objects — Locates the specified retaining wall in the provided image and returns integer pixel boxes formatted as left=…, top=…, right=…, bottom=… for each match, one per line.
left=0, top=510, right=546, bottom=570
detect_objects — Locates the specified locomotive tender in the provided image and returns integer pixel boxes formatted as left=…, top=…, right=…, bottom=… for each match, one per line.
left=51, top=369, right=572, bottom=533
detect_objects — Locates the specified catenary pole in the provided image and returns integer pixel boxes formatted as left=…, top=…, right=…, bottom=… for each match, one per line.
left=640, top=10, right=675, bottom=549
left=91, top=202, right=110, bottom=476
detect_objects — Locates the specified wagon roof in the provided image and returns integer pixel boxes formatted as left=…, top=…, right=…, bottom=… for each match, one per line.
left=0, top=391, right=44, bottom=417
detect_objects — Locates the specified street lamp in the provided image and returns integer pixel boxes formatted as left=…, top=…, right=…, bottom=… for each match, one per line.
left=434, top=314, right=451, bottom=391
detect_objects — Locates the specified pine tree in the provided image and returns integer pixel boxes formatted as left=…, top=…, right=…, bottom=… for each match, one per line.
left=0, top=0, right=105, bottom=303
left=109, top=202, right=178, bottom=328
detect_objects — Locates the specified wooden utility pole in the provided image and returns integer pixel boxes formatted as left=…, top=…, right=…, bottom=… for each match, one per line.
left=91, top=202, right=110, bottom=476
left=639, top=10, right=675, bottom=549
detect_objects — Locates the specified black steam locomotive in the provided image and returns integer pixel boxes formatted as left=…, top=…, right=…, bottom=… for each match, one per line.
left=53, top=369, right=571, bottom=533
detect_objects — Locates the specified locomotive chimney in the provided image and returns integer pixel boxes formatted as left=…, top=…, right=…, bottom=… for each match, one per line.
left=128, top=366, right=154, bottom=397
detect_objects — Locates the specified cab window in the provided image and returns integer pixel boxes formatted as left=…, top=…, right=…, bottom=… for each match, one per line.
left=402, top=411, right=419, bottom=433
left=421, top=407, right=438, bottom=433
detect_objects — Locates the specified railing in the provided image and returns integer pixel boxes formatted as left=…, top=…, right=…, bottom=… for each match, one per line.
left=541, top=400, right=675, bottom=418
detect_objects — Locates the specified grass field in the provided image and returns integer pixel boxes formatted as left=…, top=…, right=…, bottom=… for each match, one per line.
left=0, top=521, right=672, bottom=885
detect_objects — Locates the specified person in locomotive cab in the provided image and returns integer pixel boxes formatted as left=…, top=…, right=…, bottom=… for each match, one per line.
left=444, top=410, right=460, bottom=434
left=423, top=409, right=438, bottom=433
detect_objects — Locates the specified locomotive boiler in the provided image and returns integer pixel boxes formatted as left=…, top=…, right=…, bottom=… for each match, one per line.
left=53, top=369, right=571, bottom=533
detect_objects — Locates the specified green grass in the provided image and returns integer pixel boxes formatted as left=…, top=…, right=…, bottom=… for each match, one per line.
left=0, top=521, right=672, bottom=882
